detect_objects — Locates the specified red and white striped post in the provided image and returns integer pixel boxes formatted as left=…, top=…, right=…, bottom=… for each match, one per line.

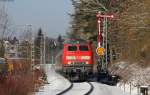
left=96, top=12, right=102, bottom=47
left=96, top=11, right=113, bottom=48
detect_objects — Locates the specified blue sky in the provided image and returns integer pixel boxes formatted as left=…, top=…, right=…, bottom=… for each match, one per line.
left=4, top=0, right=73, bottom=38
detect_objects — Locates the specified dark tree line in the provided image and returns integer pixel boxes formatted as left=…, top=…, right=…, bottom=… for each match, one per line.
left=69, top=0, right=150, bottom=63
left=69, top=0, right=124, bottom=40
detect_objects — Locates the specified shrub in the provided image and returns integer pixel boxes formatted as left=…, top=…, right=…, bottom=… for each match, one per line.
left=0, top=73, right=34, bottom=95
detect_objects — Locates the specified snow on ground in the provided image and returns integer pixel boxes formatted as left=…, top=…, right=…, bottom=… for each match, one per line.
left=63, top=82, right=91, bottom=95
left=110, top=61, right=150, bottom=95
left=34, top=64, right=133, bottom=95
left=34, top=64, right=71, bottom=95
left=91, top=82, right=130, bottom=95
left=109, top=61, right=150, bottom=85
left=117, top=82, right=138, bottom=95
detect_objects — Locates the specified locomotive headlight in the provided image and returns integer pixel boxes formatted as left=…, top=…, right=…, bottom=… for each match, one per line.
left=86, top=61, right=89, bottom=64
left=66, top=56, right=76, bottom=60
left=68, top=61, right=71, bottom=64
left=81, top=56, right=90, bottom=60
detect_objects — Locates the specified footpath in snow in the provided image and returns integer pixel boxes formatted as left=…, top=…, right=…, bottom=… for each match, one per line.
left=34, top=64, right=71, bottom=95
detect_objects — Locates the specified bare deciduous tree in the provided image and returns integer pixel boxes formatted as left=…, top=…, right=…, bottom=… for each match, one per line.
left=0, top=5, right=10, bottom=57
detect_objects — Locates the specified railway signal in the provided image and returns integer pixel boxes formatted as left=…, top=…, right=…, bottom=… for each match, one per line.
left=96, top=47, right=105, bottom=56
left=96, top=11, right=113, bottom=70
left=96, top=11, right=113, bottom=49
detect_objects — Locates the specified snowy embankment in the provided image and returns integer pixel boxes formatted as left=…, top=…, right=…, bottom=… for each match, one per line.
left=109, top=61, right=150, bottom=95
left=34, top=64, right=71, bottom=95
left=91, top=82, right=130, bottom=95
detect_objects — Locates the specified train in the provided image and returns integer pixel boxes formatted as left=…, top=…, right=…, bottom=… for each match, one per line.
left=61, top=39, right=94, bottom=81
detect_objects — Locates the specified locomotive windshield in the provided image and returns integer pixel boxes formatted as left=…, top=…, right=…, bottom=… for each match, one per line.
left=79, top=45, right=89, bottom=51
left=68, top=46, right=77, bottom=51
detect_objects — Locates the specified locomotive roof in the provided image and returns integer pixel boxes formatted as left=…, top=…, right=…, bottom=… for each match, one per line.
left=64, top=39, right=89, bottom=44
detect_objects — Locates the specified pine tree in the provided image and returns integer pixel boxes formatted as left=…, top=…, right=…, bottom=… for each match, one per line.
left=70, top=0, right=124, bottom=40
left=34, top=28, right=44, bottom=64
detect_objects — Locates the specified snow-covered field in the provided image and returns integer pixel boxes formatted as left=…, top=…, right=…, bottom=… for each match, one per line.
left=34, top=64, right=131, bottom=95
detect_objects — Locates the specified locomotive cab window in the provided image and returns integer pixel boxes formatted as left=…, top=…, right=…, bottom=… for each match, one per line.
left=79, top=45, right=89, bottom=51
left=68, top=46, right=77, bottom=51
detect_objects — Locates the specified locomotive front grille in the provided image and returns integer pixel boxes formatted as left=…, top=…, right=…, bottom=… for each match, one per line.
left=63, top=63, right=93, bottom=67
left=67, top=61, right=90, bottom=66
left=63, top=64, right=93, bottom=73
left=72, top=62, right=85, bottom=65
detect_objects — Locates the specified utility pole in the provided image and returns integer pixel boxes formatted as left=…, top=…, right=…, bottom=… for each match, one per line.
left=27, top=24, right=35, bottom=71
left=31, top=36, right=35, bottom=70
left=43, top=32, right=46, bottom=64
left=40, top=33, right=43, bottom=65
left=50, top=40, right=54, bottom=64
left=39, top=30, right=46, bottom=70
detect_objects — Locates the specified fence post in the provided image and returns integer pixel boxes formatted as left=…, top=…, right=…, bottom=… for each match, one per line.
left=124, top=81, right=125, bottom=92
left=130, top=82, right=131, bottom=95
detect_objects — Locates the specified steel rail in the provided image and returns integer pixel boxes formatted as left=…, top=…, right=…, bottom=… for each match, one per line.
left=84, top=82, right=94, bottom=95
left=56, top=82, right=73, bottom=95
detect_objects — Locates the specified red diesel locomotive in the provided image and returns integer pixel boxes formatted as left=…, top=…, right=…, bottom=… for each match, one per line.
left=61, top=39, right=93, bottom=80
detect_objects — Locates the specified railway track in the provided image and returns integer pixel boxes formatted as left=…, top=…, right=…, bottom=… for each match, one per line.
left=84, top=82, right=94, bottom=95
left=57, top=82, right=94, bottom=95
left=56, top=82, right=73, bottom=95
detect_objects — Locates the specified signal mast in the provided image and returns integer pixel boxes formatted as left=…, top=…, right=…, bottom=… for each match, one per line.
left=96, top=11, right=113, bottom=71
